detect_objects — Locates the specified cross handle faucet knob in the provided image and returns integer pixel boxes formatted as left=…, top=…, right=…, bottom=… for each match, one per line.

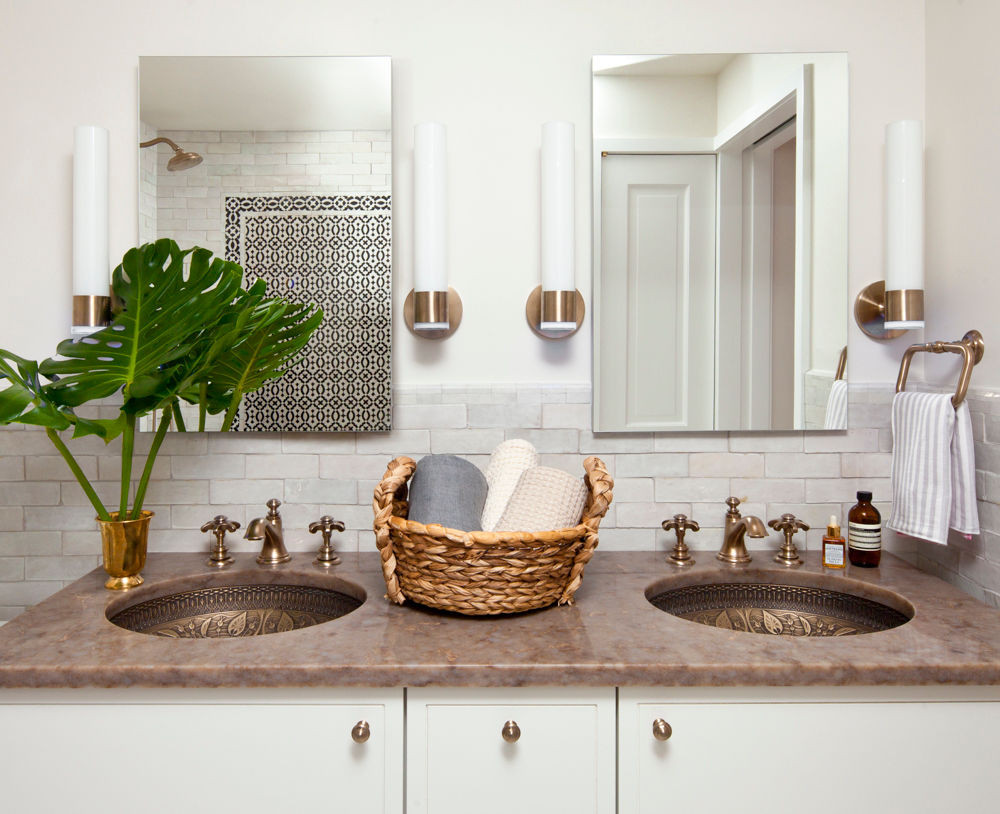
left=310, top=515, right=345, bottom=567
left=200, top=515, right=240, bottom=568
left=662, top=514, right=700, bottom=567
left=768, top=513, right=810, bottom=535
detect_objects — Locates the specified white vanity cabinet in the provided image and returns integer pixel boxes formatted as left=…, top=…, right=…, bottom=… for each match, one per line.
left=0, top=688, right=404, bottom=814
left=406, top=687, right=616, bottom=814
left=618, top=687, right=1000, bottom=814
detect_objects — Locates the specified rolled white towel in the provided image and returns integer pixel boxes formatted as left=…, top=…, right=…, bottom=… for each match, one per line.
left=494, top=466, right=588, bottom=532
left=481, top=439, right=540, bottom=531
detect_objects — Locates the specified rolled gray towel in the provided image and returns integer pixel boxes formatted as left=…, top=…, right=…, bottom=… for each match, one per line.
left=407, top=454, right=488, bottom=532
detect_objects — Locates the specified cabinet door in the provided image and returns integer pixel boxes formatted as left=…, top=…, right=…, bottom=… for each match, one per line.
left=0, top=689, right=403, bottom=814
left=619, top=690, right=1000, bottom=814
left=408, top=687, right=615, bottom=814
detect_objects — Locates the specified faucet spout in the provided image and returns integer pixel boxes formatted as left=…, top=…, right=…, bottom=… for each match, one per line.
left=245, top=517, right=291, bottom=565
left=717, top=515, right=767, bottom=565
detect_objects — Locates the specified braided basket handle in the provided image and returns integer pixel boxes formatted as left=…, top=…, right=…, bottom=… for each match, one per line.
left=373, top=456, right=416, bottom=605
left=559, top=455, right=614, bottom=606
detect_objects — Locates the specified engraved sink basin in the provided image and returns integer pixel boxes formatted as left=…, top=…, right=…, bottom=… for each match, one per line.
left=108, top=576, right=364, bottom=639
left=646, top=572, right=913, bottom=638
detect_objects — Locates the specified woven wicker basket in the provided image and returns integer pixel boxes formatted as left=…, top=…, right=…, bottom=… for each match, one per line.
left=372, top=455, right=614, bottom=615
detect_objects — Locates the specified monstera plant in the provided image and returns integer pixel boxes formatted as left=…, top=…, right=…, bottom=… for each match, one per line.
left=0, top=240, right=321, bottom=531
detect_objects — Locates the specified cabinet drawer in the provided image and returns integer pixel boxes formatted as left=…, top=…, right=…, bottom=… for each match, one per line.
left=619, top=688, right=1000, bottom=814
left=408, top=687, right=615, bottom=814
left=0, top=688, right=403, bottom=814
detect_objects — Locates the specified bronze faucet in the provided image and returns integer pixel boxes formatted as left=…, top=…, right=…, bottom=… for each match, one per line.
left=717, top=497, right=766, bottom=565
left=245, top=498, right=291, bottom=565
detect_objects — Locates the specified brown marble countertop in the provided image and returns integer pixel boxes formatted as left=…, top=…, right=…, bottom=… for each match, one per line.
left=1, top=550, right=999, bottom=688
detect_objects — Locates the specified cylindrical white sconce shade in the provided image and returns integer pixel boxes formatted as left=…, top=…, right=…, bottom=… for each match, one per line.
left=72, top=125, right=110, bottom=336
left=884, top=119, right=924, bottom=330
left=540, top=121, right=576, bottom=332
left=413, top=122, right=449, bottom=330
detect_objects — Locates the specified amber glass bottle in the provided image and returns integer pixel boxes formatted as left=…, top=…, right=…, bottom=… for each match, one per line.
left=848, top=491, right=881, bottom=567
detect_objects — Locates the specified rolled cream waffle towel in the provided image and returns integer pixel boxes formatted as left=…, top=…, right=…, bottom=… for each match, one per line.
left=887, top=391, right=979, bottom=545
left=481, top=439, right=540, bottom=531
left=407, top=454, right=488, bottom=531
left=494, top=466, right=589, bottom=532
left=824, top=379, right=848, bottom=430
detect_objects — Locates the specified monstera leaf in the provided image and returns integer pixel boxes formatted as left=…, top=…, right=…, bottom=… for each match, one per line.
left=203, top=298, right=324, bottom=431
left=0, top=350, right=121, bottom=439
left=40, top=240, right=245, bottom=414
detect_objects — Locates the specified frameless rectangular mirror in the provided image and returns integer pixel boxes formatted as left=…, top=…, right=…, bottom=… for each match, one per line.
left=138, top=56, right=392, bottom=432
left=592, top=53, right=848, bottom=432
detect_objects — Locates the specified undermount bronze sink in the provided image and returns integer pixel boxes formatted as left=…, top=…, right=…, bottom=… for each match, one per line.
left=109, top=581, right=364, bottom=639
left=646, top=577, right=913, bottom=638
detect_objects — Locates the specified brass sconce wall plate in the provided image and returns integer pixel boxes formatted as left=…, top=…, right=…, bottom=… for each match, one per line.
left=525, top=285, right=585, bottom=340
left=403, top=288, right=463, bottom=339
left=854, top=281, right=905, bottom=340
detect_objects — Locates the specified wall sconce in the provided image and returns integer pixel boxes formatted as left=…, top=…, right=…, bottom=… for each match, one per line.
left=526, top=121, right=584, bottom=340
left=71, top=125, right=111, bottom=337
left=404, top=121, right=462, bottom=339
left=855, top=119, right=925, bottom=340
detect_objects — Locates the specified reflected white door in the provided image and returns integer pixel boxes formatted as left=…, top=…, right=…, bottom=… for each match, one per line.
left=596, top=154, right=716, bottom=431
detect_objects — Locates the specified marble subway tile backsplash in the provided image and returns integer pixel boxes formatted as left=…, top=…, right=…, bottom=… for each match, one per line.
left=1, top=384, right=999, bottom=619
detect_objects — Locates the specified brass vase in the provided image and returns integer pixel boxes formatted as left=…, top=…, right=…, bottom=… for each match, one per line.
left=98, top=511, right=153, bottom=591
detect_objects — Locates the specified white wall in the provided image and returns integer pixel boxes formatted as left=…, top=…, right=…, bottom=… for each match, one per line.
left=0, top=0, right=924, bottom=386
left=924, top=0, right=1000, bottom=390
left=592, top=74, right=717, bottom=139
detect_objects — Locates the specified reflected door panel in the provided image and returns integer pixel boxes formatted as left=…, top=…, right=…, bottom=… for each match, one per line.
left=597, top=154, right=716, bottom=431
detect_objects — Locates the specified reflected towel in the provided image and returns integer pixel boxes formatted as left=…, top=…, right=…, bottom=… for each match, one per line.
left=494, top=466, right=588, bottom=532
left=824, top=379, right=848, bottom=430
left=481, top=439, right=540, bottom=531
left=887, top=392, right=979, bottom=544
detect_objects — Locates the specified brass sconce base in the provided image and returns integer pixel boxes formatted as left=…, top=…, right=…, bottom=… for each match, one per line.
left=72, top=295, right=112, bottom=333
left=854, top=281, right=906, bottom=340
left=404, top=288, right=463, bottom=339
left=525, top=286, right=585, bottom=339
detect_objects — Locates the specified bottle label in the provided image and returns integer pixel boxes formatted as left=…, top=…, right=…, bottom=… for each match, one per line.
left=824, top=541, right=845, bottom=567
left=849, top=521, right=882, bottom=551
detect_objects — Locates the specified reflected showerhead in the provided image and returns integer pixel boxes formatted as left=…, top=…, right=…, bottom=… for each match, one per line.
left=139, top=136, right=204, bottom=172
left=166, top=149, right=203, bottom=171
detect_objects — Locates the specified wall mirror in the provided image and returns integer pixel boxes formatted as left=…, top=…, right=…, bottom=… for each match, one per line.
left=592, top=53, right=848, bottom=432
left=138, top=56, right=391, bottom=432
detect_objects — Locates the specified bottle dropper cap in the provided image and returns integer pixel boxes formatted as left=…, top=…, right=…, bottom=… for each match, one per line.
left=857, top=491, right=872, bottom=502
left=827, top=515, right=840, bottom=536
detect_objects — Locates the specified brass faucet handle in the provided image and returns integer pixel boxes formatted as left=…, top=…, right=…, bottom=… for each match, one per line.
left=200, top=515, right=241, bottom=535
left=663, top=514, right=699, bottom=567
left=201, top=515, right=240, bottom=568
left=768, top=513, right=810, bottom=534
left=309, top=515, right=346, bottom=536
left=310, top=515, right=345, bottom=567
left=662, top=513, right=700, bottom=533
left=769, top=513, right=809, bottom=567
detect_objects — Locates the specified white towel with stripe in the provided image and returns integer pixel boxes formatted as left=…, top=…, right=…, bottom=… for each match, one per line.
left=887, top=391, right=979, bottom=544
left=824, top=379, right=848, bottom=430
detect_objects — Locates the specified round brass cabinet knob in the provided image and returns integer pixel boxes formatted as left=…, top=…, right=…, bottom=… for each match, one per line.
left=351, top=720, right=371, bottom=744
left=501, top=720, right=521, bottom=743
left=652, top=718, right=672, bottom=741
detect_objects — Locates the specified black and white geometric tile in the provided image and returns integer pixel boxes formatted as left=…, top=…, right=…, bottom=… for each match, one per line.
left=224, top=194, right=392, bottom=432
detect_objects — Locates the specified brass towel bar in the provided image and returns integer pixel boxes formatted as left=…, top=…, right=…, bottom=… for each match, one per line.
left=895, top=330, right=985, bottom=408
left=835, top=346, right=847, bottom=381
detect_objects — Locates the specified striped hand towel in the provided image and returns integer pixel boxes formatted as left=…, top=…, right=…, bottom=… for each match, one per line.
left=823, top=379, right=848, bottom=430
left=480, top=439, right=540, bottom=531
left=887, top=391, right=980, bottom=544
